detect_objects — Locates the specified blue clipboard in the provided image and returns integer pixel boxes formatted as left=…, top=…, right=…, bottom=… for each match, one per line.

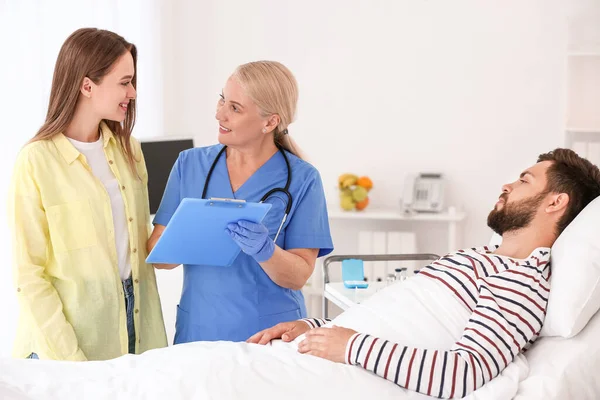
left=146, top=198, right=272, bottom=267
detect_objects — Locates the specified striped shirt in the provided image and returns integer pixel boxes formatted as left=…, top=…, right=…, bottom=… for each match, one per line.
left=307, top=246, right=551, bottom=399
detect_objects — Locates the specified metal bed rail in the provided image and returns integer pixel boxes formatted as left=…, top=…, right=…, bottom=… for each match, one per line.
left=321, top=253, right=440, bottom=318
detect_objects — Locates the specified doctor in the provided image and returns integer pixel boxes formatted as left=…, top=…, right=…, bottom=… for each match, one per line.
left=148, top=61, right=334, bottom=343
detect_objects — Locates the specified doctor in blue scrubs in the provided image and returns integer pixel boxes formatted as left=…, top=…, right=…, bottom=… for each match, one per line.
left=148, top=61, right=334, bottom=343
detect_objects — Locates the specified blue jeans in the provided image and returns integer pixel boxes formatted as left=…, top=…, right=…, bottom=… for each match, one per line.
left=123, top=276, right=136, bottom=354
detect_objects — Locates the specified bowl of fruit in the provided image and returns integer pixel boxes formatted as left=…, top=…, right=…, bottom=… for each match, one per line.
left=338, top=174, right=373, bottom=211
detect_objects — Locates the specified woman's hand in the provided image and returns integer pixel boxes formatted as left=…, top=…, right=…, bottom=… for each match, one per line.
left=247, top=320, right=312, bottom=345
left=228, top=220, right=317, bottom=290
left=147, top=224, right=179, bottom=269
left=226, top=220, right=275, bottom=263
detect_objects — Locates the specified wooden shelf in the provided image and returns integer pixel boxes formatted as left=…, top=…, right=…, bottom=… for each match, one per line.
left=566, top=128, right=600, bottom=134
left=327, top=207, right=466, bottom=222
left=568, top=52, right=600, bottom=57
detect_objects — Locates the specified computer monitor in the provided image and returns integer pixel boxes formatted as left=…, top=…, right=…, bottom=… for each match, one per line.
left=140, top=137, right=195, bottom=214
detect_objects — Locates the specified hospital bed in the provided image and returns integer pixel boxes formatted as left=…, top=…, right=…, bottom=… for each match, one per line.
left=3, top=195, right=600, bottom=400
left=2, top=249, right=600, bottom=400
left=1, top=312, right=599, bottom=399
left=317, top=221, right=600, bottom=400
left=2, top=273, right=598, bottom=400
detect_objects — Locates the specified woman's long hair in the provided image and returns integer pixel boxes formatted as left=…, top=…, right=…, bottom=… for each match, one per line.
left=30, top=28, right=138, bottom=172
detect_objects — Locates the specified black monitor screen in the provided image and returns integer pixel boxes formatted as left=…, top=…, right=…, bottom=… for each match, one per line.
left=141, top=139, right=194, bottom=214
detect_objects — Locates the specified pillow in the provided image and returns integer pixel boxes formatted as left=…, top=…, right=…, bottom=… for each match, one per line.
left=488, top=233, right=502, bottom=247
left=540, top=196, right=600, bottom=338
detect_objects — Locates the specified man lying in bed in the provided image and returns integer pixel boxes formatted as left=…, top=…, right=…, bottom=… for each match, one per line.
left=248, top=148, right=600, bottom=398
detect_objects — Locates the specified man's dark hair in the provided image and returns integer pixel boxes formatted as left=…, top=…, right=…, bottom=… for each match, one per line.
left=538, top=148, right=600, bottom=235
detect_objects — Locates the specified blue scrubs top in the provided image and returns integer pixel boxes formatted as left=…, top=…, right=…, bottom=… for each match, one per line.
left=154, top=145, right=334, bottom=343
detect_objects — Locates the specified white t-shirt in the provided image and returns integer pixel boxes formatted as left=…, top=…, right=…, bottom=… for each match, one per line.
left=67, top=136, right=131, bottom=280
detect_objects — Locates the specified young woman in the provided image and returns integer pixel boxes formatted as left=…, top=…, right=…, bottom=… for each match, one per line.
left=9, top=28, right=167, bottom=361
left=149, top=61, right=334, bottom=343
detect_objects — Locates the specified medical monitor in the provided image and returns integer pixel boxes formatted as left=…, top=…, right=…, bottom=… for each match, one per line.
left=140, top=136, right=195, bottom=215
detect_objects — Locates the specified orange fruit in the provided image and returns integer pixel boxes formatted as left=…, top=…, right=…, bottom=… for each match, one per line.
left=355, top=197, right=369, bottom=211
left=356, top=176, right=373, bottom=190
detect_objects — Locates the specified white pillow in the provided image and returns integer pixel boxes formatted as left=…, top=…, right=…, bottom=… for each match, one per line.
left=541, top=196, right=600, bottom=338
left=488, top=233, right=502, bottom=247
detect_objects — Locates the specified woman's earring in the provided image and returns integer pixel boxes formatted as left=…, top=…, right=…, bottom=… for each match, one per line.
left=262, top=128, right=267, bottom=133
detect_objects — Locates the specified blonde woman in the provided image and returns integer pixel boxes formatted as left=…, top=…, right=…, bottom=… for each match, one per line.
left=148, top=61, right=333, bottom=343
left=9, top=28, right=167, bottom=361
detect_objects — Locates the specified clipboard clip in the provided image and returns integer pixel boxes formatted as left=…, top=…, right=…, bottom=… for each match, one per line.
left=207, top=197, right=246, bottom=208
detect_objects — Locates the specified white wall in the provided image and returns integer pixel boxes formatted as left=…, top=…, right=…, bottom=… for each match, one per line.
left=161, top=0, right=567, bottom=249
left=569, top=0, right=600, bottom=53
left=567, top=0, right=600, bottom=132
left=153, top=0, right=569, bottom=335
left=0, top=0, right=587, bottom=353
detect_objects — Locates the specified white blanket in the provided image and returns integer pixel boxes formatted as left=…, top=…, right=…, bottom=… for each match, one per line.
left=0, top=278, right=529, bottom=400
left=515, top=309, right=600, bottom=400
left=0, top=343, right=527, bottom=400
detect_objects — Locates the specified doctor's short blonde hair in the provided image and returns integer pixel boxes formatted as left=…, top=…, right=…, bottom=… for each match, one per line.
left=233, top=61, right=304, bottom=159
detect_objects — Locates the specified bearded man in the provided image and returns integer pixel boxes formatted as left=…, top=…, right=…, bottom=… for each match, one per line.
left=248, top=148, right=600, bottom=399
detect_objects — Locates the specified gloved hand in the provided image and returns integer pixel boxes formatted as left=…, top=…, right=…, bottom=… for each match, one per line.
left=226, top=220, right=275, bottom=263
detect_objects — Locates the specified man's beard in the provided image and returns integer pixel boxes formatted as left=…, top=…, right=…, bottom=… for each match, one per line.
left=487, top=191, right=547, bottom=236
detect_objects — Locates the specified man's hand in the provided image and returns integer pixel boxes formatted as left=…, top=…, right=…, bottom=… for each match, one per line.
left=298, top=326, right=357, bottom=363
left=247, top=321, right=311, bottom=345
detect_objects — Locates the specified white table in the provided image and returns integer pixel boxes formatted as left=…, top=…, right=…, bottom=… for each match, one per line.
left=323, top=281, right=388, bottom=311
left=321, top=253, right=439, bottom=318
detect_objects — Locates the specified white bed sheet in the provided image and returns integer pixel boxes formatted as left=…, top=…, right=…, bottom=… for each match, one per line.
left=0, top=339, right=527, bottom=400
left=5, top=283, right=598, bottom=399
left=0, top=276, right=529, bottom=400
left=515, top=311, right=600, bottom=400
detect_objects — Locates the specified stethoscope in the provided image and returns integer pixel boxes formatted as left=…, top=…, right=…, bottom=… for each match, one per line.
left=202, top=145, right=293, bottom=242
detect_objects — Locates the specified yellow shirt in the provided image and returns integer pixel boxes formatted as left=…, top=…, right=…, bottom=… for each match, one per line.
left=9, top=123, right=167, bottom=361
